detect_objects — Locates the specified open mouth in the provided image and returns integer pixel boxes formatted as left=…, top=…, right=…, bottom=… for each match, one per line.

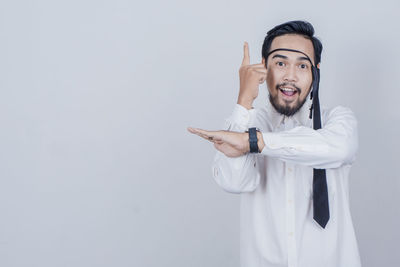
left=279, top=87, right=298, bottom=97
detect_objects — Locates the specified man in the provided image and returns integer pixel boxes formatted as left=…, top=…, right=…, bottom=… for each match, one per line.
left=187, top=21, right=361, bottom=267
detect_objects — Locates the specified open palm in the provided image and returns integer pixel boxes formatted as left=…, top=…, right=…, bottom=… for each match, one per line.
left=187, top=127, right=248, bottom=157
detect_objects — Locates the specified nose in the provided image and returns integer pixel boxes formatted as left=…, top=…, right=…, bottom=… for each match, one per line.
left=283, top=65, right=298, bottom=82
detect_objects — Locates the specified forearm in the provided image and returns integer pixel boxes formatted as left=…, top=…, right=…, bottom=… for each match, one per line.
left=259, top=125, right=358, bottom=169
left=237, top=96, right=253, bottom=110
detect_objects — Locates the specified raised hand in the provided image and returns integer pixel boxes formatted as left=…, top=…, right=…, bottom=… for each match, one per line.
left=238, top=42, right=267, bottom=109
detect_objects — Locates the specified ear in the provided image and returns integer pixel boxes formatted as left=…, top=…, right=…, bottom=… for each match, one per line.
left=262, top=57, right=267, bottom=68
left=317, top=63, right=320, bottom=69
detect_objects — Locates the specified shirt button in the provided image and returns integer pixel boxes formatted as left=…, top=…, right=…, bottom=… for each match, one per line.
left=288, top=199, right=293, bottom=204
left=288, top=232, right=294, bottom=237
left=288, top=167, right=292, bottom=172
left=214, top=167, right=219, bottom=177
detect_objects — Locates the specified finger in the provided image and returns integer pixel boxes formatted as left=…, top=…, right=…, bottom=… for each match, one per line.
left=249, top=63, right=265, bottom=68
left=198, top=131, right=223, bottom=142
left=241, top=42, right=250, bottom=66
left=198, top=132, right=213, bottom=141
left=188, top=127, right=209, bottom=139
left=214, top=143, right=222, bottom=153
left=214, top=142, right=227, bottom=151
left=253, top=70, right=267, bottom=76
left=187, top=127, right=202, bottom=135
left=191, top=128, right=216, bottom=138
left=188, top=127, right=210, bottom=136
left=187, top=127, right=210, bottom=136
left=214, top=142, right=222, bottom=151
left=258, top=72, right=267, bottom=83
left=191, top=130, right=211, bottom=140
left=252, top=67, right=267, bottom=73
left=190, top=129, right=218, bottom=142
left=249, top=64, right=267, bottom=71
left=188, top=127, right=225, bottom=143
left=200, top=133, right=223, bottom=143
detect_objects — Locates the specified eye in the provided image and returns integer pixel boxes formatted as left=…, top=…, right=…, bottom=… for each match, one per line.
left=299, top=63, right=308, bottom=69
left=276, top=61, right=285, bottom=67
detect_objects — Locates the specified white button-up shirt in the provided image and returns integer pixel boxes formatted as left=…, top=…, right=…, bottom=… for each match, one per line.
left=212, top=96, right=362, bottom=267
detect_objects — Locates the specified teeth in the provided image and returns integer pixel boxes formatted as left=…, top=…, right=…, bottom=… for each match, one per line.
left=280, top=87, right=296, bottom=92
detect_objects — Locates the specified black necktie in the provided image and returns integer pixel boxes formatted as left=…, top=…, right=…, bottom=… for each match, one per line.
left=310, top=67, right=330, bottom=228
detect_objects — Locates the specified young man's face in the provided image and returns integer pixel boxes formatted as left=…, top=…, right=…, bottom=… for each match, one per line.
left=263, top=34, right=315, bottom=117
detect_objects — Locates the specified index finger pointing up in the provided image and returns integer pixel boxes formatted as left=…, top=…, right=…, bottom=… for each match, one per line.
left=241, top=41, right=250, bottom=66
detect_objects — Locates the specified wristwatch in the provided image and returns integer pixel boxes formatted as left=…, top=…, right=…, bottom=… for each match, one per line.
left=245, top=127, right=261, bottom=153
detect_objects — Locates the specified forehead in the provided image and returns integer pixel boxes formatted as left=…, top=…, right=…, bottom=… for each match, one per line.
left=269, top=34, right=315, bottom=64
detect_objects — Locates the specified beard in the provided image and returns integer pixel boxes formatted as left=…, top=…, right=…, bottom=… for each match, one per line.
left=269, top=82, right=310, bottom=117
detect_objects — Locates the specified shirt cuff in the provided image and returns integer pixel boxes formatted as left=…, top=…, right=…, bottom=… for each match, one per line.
left=229, top=103, right=257, bottom=128
left=259, top=131, right=285, bottom=156
left=260, top=131, right=314, bottom=155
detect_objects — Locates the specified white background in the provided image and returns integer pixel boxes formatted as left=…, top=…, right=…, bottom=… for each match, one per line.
left=0, top=0, right=399, bottom=266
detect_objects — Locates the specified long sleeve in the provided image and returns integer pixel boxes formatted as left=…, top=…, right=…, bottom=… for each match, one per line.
left=211, top=104, right=260, bottom=193
left=260, top=106, right=359, bottom=169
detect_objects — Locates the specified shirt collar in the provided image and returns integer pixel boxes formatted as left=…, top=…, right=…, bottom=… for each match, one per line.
left=265, top=94, right=313, bottom=129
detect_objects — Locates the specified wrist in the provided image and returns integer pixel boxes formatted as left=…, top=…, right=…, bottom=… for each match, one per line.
left=257, top=131, right=265, bottom=152
left=237, top=95, right=253, bottom=110
left=243, top=132, right=250, bottom=153
left=245, top=128, right=263, bottom=153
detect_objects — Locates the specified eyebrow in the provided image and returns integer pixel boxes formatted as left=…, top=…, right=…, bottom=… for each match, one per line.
left=272, top=54, right=312, bottom=64
left=272, top=54, right=287, bottom=60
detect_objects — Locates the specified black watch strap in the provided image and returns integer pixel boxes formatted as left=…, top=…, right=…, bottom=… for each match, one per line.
left=246, top=127, right=259, bottom=153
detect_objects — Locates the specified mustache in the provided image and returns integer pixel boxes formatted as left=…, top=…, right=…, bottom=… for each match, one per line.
left=276, top=83, right=301, bottom=94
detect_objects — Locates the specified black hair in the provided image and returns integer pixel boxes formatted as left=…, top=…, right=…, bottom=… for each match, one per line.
left=261, top=20, right=323, bottom=66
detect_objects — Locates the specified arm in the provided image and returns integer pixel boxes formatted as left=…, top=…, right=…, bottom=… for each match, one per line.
left=259, top=106, right=359, bottom=169
left=211, top=104, right=261, bottom=193
left=210, top=41, right=267, bottom=193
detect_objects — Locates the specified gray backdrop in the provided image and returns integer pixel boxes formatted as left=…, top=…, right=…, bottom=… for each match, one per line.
left=0, top=0, right=399, bottom=266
